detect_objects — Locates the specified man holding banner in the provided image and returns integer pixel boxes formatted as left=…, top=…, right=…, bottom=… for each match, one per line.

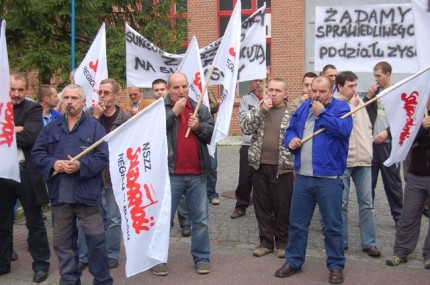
left=163, top=72, right=214, bottom=275
left=32, top=84, right=113, bottom=285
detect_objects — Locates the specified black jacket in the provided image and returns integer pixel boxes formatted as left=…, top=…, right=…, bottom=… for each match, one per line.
left=164, top=95, right=214, bottom=176
left=14, top=100, right=48, bottom=205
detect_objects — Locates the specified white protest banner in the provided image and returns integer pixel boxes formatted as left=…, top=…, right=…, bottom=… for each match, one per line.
left=0, top=20, right=20, bottom=182
left=177, top=36, right=210, bottom=109
left=105, top=99, right=171, bottom=277
left=412, top=0, right=430, bottom=69
left=376, top=66, right=430, bottom=167
left=74, top=23, right=108, bottom=107
left=208, top=0, right=241, bottom=156
left=315, top=4, right=418, bottom=73
left=126, top=4, right=266, bottom=87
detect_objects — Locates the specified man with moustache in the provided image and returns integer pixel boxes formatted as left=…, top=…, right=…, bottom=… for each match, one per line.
left=0, top=72, right=51, bottom=282
left=32, top=84, right=112, bottom=284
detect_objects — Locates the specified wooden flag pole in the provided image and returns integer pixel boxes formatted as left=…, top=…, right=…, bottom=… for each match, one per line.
left=185, top=66, right=216, bottom=138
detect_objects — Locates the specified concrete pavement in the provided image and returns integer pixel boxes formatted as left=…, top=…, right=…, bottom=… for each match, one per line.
left=1, top=140, right=429, bottom=284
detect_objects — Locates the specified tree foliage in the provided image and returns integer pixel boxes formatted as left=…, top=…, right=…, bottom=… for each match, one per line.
left=0, top=0, right=188, bottom=86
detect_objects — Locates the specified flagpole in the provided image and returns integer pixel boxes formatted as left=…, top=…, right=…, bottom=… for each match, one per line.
left=71, top=0, right=75, bottom=69
left=185, top=66, right=216, bottom=137
left=52, top=99, right=163, bottom=176
left=301, top=65, right=430, bottom=144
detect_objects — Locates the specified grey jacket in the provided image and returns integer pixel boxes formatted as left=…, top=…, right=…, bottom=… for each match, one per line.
left=238, top=90, right=261, bottom=145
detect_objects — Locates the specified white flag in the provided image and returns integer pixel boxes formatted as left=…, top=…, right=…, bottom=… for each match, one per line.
left=105, top=99, right=171, bottom=277
left=412, top=0, right=430, bottom=69
left=74, top=23, right=108, bottom=107
left=0, top=20, right=20, bottom=182
left=208, top=0, right=242, bottom=156
left=177, top=36, right=210, bottom=109
left=378, top=66, right=430, bottom=166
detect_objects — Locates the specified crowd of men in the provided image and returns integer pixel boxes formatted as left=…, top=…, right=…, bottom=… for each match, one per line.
left=0, top=60, right=429, bottom=284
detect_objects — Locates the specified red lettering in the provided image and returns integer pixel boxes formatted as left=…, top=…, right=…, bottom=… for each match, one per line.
left=0, top=102, right=15, bottom=147
left=399, top=91, right=419, bottom=146
left=125, top=147, right=158, bottom=234
left=193, top=72, right=203, bottom=94
left=89, top=59, right=99, bottom=73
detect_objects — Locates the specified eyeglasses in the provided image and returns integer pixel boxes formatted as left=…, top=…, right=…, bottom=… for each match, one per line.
left=97, top=90, right=114, bottom=96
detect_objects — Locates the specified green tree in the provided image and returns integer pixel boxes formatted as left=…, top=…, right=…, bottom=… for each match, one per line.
left=0, top=0, right=187, bottom=87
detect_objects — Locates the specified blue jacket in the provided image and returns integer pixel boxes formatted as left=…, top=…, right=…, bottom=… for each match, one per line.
left=32, top=112, right=109, bottom=205
left=284, top=98, right=352, bottom=176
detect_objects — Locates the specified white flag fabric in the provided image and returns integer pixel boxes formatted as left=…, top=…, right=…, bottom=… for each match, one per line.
left=412, top=0, right=430, bottom=69
left=177, top=36, right=210, bottom=110
left=378, top=66, right=430, bottom=167
left=74, top=23, right=108, bottom=108
left=208, top=1, right=242, bottom=156
left=105, top=99, right=171, bottom=277
left=0, top=20, right=20, bottom=182
left=126, top=4, right=266, bottom=87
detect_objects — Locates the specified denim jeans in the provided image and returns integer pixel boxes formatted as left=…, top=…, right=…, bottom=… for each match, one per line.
left=101, top=187, right=121, bottom=260
left=52, top=204, right=112, bottom=285
left=286, top=175, right=345, bottom=270
left=79, top=187, right=121, bottom=262
left=0, top=170, right=50, bottom=274
left=206, top=148, right=219, bottom=200
left=170, top=175, right=210, bottom=264
left=341, top=166, right=377, bottom=249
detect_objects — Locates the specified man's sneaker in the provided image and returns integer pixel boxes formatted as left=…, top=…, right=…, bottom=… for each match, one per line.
left=386, top=255, right=407, bottom=266
left=181, top=225, right=192, bottom=237
left=425, top=259, right=430, bottom=270
left=108, top=258, right=119, bottom=269
left=230, top=208, right=245, bottom=219
left=277, top=248, right=285, bottom=258
left=152, top=263, right=168, bottom=276
left=210, top=198, right=220, bottom=205
left=253, top=246, right=274, bottom=257
left=196, top=262, right=211, bottom=274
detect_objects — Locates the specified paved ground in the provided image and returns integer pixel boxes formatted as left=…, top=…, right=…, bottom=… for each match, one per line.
left=1, top=138, right=429, bottom=284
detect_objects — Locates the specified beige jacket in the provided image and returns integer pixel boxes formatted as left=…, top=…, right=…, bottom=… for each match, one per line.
left=334, top=92, right=373, bottom=167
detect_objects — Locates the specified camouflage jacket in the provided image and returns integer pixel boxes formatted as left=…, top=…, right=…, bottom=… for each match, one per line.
left=240, top=101, right=294, bottom=174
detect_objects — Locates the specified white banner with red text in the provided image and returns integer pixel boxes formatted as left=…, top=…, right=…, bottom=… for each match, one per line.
left=74, top=23, right=108, bottom=108
left=0, top=20, right=20, bottom=182
left=106, top=99, right=171, bottom=277
left=377, top=66, right=430, bottom=167
left=208, top=1, right=242, bottom=156
left=177, top=36, right=210, bottom=109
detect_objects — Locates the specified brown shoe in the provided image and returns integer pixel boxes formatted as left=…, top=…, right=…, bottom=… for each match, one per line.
left=230, top=208, right=245, bottom=219
left=253, top=246, right=274, bottom=257
left=329, top=269, right=344, bottom=284
left=274, top=263, right=301, bottom=278
left=363, top=246, right=381, bottom=257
